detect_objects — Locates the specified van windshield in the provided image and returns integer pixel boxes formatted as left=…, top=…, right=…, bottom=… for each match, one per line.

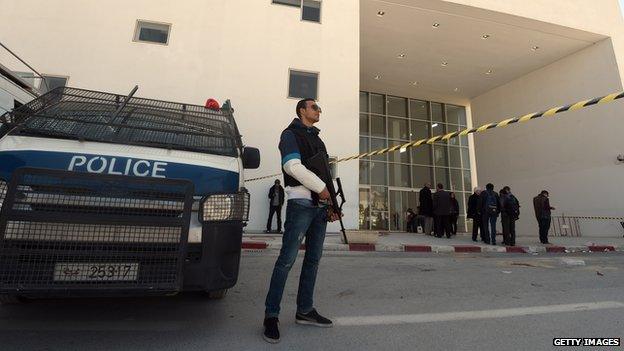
left=7, top=87, right=242, bottom=157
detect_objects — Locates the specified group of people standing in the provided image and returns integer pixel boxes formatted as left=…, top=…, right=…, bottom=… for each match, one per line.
left=406, top=182, right=556, bottom=247
left=467, top=185, right=555, bottom=246
left=407, top=183, right=461, bottom=238
left=466, top=184, right=520, bottom=246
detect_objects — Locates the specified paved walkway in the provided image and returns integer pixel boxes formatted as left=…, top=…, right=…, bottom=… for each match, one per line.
left=241, top=231, right=624, bottom=254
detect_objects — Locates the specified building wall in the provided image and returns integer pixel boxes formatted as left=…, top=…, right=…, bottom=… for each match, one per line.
left=470, top=38, right=624, bottom=237
left=0, top=0, right=360, bottom=231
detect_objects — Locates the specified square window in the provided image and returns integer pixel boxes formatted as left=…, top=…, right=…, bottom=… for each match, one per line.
left=288, top=70, right=319, bottom=100
left=302, top=0, right=321, bottom=22
left=389, top=140, right=410, bottom=164
left=371, top=94, right=385, bottom=114
left=461, top=148, right=471, bottom=169
left=412, top=166, right=433, bottom=189
left=431, top=122, right=446, bottom=142
left=370, top=138, right=387, bottom=161
left=411, top=144, right=431, bottom=165
left=388, top=117, right=409, bottom=140
left=370, top=115, right=386, bottom=138
left=134, top=21, right=170, bottom=45
left=389, top=164, right=411, bottom=188
left=463, top=170, right=472, bottom=191
left=431, top=102, right=445, bottom=123
left=433, top=145, right=449, bottom=167
left=409, top=100, right=428, bottom=120
left=450, top=168, right=463, bottom=191
left=448, top=124, right=461, bottom=146
left=410, top=120, right=430, bottom=141
left=449, top=146, right=462, bottom=168
left=435, top=168, right=450, bottom=189
left=446, top=104, right=467, bottom=126
left=387, top=96, right=407, bottom=117
left=40, top=75, right=68, bottom=94
left=272, top=0, right=301, bottom=7
left=370, top=186, right=388, bottom=211
left=370, top=162, right=387, bottom=186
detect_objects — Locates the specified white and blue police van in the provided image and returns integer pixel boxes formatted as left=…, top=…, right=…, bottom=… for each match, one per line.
left=0, top=86, right=260, bottom=303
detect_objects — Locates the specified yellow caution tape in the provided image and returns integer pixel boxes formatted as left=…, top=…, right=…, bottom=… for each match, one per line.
left=246, top=91, right=624, bottom=182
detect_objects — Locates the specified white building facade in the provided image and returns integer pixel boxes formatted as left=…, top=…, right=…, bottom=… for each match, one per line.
left=1, top=0, right=623, bottom=236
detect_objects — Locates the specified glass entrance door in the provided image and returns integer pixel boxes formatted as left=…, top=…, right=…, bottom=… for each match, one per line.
left=389, top=189, right=419, bottom=231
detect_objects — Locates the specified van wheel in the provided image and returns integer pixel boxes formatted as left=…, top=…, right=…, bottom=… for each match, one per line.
left=205, top=289, right=228, bottom=299
left=0, top=294, right=28, bottom=304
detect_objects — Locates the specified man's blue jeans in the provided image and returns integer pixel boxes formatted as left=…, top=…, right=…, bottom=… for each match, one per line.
left=482, top=214, right=498, bottom=244
left=265, top=199, right=327, bottom=318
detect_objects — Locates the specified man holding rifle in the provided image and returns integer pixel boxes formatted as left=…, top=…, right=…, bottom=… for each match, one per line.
left=263, top=98, right=341, bottom=344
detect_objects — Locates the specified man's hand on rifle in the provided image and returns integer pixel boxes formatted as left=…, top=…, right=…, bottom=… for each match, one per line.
left=327, top=208, right=343, bottom=222
left=318, top=187, right=331, bottom=201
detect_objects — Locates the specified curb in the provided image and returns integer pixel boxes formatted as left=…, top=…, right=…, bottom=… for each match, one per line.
left=242, top=241, right=624, bottom=254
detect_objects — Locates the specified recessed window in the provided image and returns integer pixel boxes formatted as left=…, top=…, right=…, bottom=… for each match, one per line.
left=273, top=0, right=321, bottom=23
left=134, top=21, right=171, bottom=45
left=288, top=70, right=319, bottom=100
left=272, top=0, right=301, bottom=7
left=302, top=0, right=321, bottom=22
left=40, top=75, right=69, bottom=94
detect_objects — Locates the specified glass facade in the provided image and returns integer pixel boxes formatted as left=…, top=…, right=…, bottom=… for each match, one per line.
left=359, top=91, right=472, bottom=231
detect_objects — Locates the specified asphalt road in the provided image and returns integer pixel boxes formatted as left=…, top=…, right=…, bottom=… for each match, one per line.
left=0, top=251, right=622, bottom=351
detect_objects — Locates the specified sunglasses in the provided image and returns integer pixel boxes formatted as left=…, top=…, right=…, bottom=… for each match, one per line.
left=309, top=104, right=322, bottom=113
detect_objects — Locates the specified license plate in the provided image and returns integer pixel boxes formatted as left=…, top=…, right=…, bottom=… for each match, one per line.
left=54, top=263, right=139, bottom=282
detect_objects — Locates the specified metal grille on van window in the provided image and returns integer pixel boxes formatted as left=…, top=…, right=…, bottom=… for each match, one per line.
left=7, top=87, right=242, bottom=156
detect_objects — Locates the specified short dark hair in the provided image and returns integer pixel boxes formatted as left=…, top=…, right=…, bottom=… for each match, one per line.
left=437, top=183, right=444, bottom=190
left=540, top=190, right=549, bottom=196
left=503, top=186, right=510, bottom=192
left=486, top=183, right=494, bottom=190
left=296, top=98, right=316, bottom=118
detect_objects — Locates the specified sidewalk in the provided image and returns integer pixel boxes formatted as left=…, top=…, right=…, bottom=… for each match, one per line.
left=241, top=231, right=624, bottom=254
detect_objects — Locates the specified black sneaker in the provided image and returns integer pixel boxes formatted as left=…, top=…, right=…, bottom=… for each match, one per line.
left=295, top=309, right=333, bottom=328
left=263, top=317, right=280, bottom=344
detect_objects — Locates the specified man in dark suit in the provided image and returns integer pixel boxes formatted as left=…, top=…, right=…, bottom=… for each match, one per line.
left=533, top=190, right=555, bottom=244
left=266, top=179, right=285, bottom=233
left=467, top=187, right=482, bottom=242
left=432, top=183, right=452, bottom=238
left=419, top=183, right=434, bottom=235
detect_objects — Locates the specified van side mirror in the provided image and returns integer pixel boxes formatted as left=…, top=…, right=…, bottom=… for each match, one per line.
left=242, top=147, right=260, bottom=169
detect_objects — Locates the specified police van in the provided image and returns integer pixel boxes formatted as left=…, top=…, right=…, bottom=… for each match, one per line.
left=0, top=86, right=260, bottom=303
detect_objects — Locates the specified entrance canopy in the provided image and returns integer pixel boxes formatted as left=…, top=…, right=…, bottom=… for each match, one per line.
left=361, top=0, right=606, bottom=103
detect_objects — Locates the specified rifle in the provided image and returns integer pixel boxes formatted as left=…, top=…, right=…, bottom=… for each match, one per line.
left=304, top=152, right=348, bottom=244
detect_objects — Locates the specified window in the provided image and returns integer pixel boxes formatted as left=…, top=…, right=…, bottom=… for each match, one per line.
left=359, top=91, right=472, bottom=231
left=273, top=0, right=321, bottom=23
left=302, top=0, right=322, bottom=22
left=288, top=70, right=318, bottom=100
left=134, top=21, right=171, bottom=45
left=14, top=71, right=35, bottom=86
left=273, top=0, right=300, bottom=7
left=40, top=75, right=68, bottom=94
